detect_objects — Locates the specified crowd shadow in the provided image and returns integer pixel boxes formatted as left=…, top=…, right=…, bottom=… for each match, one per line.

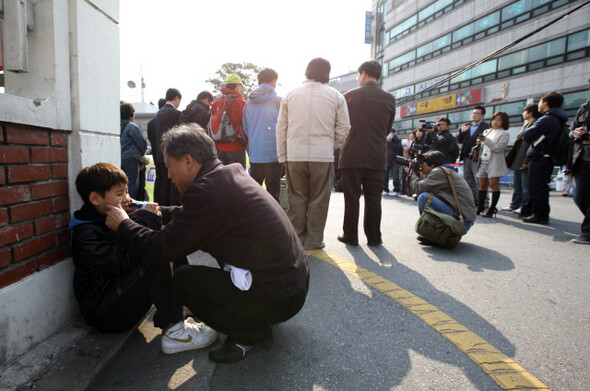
left=208, top=246, right=515, bottom=390
left=477, top=212, right=579, bottom=243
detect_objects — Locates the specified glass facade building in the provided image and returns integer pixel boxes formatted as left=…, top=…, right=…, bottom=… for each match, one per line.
left=373, top=0, right=590, bottom=136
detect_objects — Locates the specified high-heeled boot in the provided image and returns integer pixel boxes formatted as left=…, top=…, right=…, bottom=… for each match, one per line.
left=483, top=191, right=500, bottom=218
left=476, top=190, right=487, bottom=215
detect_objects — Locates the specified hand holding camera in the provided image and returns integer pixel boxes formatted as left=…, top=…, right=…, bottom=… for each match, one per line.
left=476, top=134, right=487, bottom=143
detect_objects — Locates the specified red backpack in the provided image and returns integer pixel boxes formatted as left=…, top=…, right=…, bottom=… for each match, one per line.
left=207, top=94, right=238, bottom=144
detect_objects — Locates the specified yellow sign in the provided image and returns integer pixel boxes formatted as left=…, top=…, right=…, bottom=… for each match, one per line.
left=416, top=94, right=456, bottom=115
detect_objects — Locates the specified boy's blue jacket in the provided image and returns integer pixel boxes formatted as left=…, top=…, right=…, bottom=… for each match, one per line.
left=243, top=84, right=282, bottom=163
left=69, top=204, right=159, bottom=323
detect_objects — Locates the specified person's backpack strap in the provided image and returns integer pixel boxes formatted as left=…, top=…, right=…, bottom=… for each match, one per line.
left=424, top=192, right=434, bottom=209
left=441, top=167, right=464, bottom=221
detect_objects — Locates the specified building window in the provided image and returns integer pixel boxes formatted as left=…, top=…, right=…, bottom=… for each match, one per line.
left=385, top=0, right=578, bottom=73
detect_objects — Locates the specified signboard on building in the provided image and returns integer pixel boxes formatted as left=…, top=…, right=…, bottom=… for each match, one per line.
left=400, top=89, right=483, bottom=117
left=365, top=11, right=372, bottom=44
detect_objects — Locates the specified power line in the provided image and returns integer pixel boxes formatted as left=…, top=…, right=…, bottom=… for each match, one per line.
left=397, top=0, right=590, bottom=106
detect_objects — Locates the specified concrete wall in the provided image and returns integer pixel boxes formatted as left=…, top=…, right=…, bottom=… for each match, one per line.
left=0, top=0, right=120, bottom=366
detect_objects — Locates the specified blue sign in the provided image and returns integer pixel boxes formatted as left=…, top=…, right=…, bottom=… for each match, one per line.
left=365, top=11, right=372, bottom=44
left=146, top=166, right=156, bottom=183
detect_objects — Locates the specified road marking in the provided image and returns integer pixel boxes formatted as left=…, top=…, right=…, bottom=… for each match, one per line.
left=308, top=250, right=551, bottom=391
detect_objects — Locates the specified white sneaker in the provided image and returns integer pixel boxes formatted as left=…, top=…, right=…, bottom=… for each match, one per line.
left=161, top=317, right=219, bottom=354
left=382, top=191, right=389, bottom=196
left=512, top=208, right=521, bottom=214
left=391, top=191, right=399, bottom=196
left=501, top=206, right=513, bottom=211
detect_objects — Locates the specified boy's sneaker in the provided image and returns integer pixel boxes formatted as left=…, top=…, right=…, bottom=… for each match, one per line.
left=391, top=191, right=399, bottom=196
left=382, top=190, right=389, bottom=196
left=512, top=208, right=521, bottom=214
left=161, top=317, right=218, bottom=354
left=572, top=236, right=590, bottom=245
left=501, top=206, right=513, bottom=211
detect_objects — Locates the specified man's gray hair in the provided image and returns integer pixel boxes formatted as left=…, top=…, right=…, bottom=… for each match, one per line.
left=160, top=123, right=217, bottom=163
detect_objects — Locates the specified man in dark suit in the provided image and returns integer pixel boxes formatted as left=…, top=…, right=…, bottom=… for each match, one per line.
left=147, top=98, right=166, bottom=203
left=154, top=88, right=182, bottom=206
left=457, top=105, right=489, bottom=203
left=337, top=60, right=396, bottom=246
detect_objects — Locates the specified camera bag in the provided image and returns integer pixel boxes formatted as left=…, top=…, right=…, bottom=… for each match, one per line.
left=415, top=167, right=466, bottom=248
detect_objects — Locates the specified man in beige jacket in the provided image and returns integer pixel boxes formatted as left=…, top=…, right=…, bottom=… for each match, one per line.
left=276, top=58, right=350, bottom=250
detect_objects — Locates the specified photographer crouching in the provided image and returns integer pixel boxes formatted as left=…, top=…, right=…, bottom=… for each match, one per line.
left=404, top=151, right=477, bottom=243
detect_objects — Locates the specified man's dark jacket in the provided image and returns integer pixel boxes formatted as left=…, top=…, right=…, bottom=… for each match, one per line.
left=154, top=103, right=181, bottom=163
left=386, top=136, right=403, bottom=165
left=179, top=100, right=211, bottom=129
left=147, top=118, right=157, bottom=154
left=523, top=108, right=568, bottom=160
left=339, top=81, right=396, bottom=170
left=117, top=159, right=309, bottom=299
left=457, top=121, right=489, bottom=161
left=431, top=131, right=459, bottom=163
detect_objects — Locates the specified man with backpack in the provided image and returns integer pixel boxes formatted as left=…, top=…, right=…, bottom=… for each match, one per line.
left=209, top=74, right=248, bottom=168
left=522, top=91, right=568, bottom=225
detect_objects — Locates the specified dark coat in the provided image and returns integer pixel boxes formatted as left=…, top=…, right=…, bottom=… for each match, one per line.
left=154, top=103, right=181, bottom=163
left=523, top=108, right=568, bottom=161
left=386, top=136, right=403, bottom=164
left=179, top=100, right=211, bottom=129
left=147, top=118, right=157, bottom=154
left=70, top=204, right=160, bottom=323
left=457, top=121, right=489, bottom=161
left=430, top=131, right=459, bottom=164
left=117, top=159, right=310, bottom=299
left=339, top=81, right=396, bottom=170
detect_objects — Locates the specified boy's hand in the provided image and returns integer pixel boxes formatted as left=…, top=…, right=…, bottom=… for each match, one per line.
left=144, top=202, right=161, bottom=217
left=105, top=201, right=129, bottom=231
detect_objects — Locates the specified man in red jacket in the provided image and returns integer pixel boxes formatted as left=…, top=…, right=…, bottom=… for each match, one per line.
left=211, top=74, right=248, bottom=167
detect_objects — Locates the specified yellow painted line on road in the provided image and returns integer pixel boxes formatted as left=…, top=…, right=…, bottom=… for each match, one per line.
left=308, top=249, right=551, bottom=391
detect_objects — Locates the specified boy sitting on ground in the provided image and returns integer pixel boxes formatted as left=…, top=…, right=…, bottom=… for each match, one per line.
left=69, top=162, right=218, bottom=353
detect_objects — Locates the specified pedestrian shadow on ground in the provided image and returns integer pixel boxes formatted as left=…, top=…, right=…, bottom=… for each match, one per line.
left=214, top=246, right=517, bottom=391
left=417, top=241, right=515, bottom=272
left=476, top=213, right=579, bottom=243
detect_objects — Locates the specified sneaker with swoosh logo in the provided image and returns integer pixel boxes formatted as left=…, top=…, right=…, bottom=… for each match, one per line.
left=161, top=317, right=218, bottom=354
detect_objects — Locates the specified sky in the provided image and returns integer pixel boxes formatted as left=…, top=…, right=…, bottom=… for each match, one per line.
left=119, top=0, right=373, bottom=109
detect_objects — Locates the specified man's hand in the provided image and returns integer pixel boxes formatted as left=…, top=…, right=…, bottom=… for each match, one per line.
left=105, top=200, right=130, bottom=231
left=461, top=123, right=470, bottom=133
left=573, top=127, right=587, bottom=139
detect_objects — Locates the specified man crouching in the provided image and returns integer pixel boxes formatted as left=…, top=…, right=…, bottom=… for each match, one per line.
left=407, top=151, right=477, bottom=239
left=105, top=123, right=310, bottom=363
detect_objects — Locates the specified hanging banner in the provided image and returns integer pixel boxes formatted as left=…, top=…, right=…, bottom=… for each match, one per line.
left=365, top=12, right=373, bottom=44
left=400, top=89, right=483, bottom=117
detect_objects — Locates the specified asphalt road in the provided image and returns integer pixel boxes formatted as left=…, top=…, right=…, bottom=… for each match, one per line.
left=89, top=188, right=589, bottom=391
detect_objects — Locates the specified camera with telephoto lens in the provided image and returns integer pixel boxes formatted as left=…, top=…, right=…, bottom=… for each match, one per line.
left=394, top=154, right=425, bottom=172
left=421, top=122, right=438, bottom=132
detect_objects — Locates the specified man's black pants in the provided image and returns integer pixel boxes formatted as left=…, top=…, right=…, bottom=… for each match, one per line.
left=341, top=167, right=385, bottom=243
left=172, top=265, right=308, bottom=345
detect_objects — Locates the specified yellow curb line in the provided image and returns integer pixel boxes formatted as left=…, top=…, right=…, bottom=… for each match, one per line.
left=308, top=249, right=551, bottom=391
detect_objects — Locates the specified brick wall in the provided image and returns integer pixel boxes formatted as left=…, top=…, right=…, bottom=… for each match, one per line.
left=0, top=123, right=71, bottom=289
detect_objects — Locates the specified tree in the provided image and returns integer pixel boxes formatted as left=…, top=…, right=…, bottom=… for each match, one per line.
left=206, top=62, right=262, bottom=100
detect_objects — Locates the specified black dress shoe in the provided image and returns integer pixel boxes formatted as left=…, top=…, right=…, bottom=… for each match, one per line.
left=337, top=235, right=358, bottom=246
left=522, top=216, right=549, bottom=225
left=209, top=338, right=273, bottom=364
left=367, top=240, right=383, bottom=247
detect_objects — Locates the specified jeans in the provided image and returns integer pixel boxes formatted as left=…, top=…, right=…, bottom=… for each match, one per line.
left=417, top=192, right=474, bottom=232
left=509, top=169, right=529, bottom=209
left=383, top=164, right=401, bottom=192
left=121, top=157, right=140, bottom=199
left=573, top=169, right=590, bottom=238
